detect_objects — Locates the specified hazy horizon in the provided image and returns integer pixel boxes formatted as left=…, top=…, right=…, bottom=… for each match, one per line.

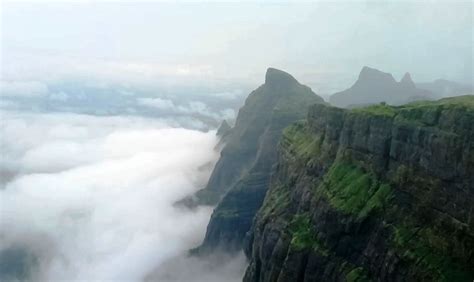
left=2, top=1, right=473, bottom=95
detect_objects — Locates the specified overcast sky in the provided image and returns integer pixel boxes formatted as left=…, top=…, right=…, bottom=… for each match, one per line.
left=1, top=0, right=473, bottom=90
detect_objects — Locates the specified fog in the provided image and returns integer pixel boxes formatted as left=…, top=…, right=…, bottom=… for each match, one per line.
left=0, top=110, right=246, bottom=281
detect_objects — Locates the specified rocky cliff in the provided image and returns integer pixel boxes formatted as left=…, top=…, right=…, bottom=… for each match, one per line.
left=193, top=68, right=324, bottom=253
left=243, top=95, right=474, bottom=281
left=329, top=67, right=433, bottom=108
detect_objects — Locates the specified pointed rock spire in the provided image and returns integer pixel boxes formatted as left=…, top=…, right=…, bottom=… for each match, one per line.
left=400, top=72, right=416, bottom=88
left=216, top=120, right=231, bottom=137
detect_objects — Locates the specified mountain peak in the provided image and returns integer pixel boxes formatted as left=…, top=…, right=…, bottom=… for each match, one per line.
left=265, top=68, right=298, bottom=87
left=400, top=72, right=416, bottom=88
left=358, top=66, right=396, bottom=83
left=216, top=120, right=231, bottom=137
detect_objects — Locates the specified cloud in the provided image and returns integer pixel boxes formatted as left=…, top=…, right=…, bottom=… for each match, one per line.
left=0, top=110, right=228, bottom=281
left=48, top=91, right=69, bottom=101
left=146, top=251, right=247, bottom=281
left=0, top=80, right=49, bottom=97
left=137, top=97, right=175, bottom=111
left=137, top=97, right=236, bottom=121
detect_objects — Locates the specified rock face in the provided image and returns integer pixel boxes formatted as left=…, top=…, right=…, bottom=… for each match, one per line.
left=194, top=68, right=324, bottom=252
left=243, top=95, right=474, bottom=281
left=399, top=72, right=416, bottom=89
left=216, top=120, right=232, bottom=138
left=329, top=67, right=433, bottom=108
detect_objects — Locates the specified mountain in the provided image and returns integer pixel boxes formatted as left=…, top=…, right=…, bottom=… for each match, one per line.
left=417, top=79, right=473, bottom=98
left=243, top=95, right=474, bottom=281
left=192, top=68, right=324, bottom=253
left=216, top=120, right=232, bottom=138
left=329, top=67, right=433, bottom=108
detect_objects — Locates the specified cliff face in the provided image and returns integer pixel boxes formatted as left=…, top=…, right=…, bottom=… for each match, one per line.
left=194, top=68, right=324, bottom=253
left=329, top=67, right=433, bottom=108
left=244, top=96, right=474, bottom=281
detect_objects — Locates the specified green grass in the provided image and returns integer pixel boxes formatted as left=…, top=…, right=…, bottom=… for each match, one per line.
left=289, top=214, right=329, bottom=255
left=391, top=224, right=473, bottom=281
left=319, top=162, right=392, bottom=218
left=346, top=267, right=371, bottom=282
left=260, top=184, right=291, bottom=218
left=349, top=95, right=474, bottom=127
left=282, top=122, right=321, bottom=159
left=351, top=103, right=397, bottom=118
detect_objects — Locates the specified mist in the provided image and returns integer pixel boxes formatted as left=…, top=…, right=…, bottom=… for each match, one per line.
left=0, top=109, right=248, bottom=281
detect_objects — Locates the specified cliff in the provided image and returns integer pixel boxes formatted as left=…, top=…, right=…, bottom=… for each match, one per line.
left=193, top=68, right=324, bottom=253
left=243, top=96, right=474, bottom=281
left=329, top=67, right=433, bottom=108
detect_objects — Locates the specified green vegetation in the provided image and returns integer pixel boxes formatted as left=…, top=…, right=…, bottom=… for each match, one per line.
left=260, top=184, right=291, bottom=218
left=351, top=103, right=397, bottom=118
left=282, top=122, right=321, bottom=159
left=349, top=95, right=474, bottom=127
left=289, top=214, right=328, bottom=255
left=405, top=95, right=474, bottom=108
left=319, top=162, right=392, bottom=218
left=346, top=267, right=371, bottom=282
left=391, top=224, right=472, bottom=281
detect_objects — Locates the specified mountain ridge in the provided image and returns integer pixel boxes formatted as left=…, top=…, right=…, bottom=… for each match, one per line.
left=330, top=66, right=433, bottom=107
left=191, top=68, right=324, bottom=254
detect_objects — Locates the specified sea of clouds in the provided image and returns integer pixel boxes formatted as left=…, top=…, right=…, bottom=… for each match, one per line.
left=0, top=43, right=250, bottom=281
left=0, top=108, right=245, bottom=281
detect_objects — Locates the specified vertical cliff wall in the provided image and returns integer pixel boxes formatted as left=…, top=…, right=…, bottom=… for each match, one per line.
left=244, top=96, right=474, bottom=281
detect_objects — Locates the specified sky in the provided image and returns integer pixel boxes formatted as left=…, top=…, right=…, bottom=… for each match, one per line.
left=1, top=0, right=473, bottom=94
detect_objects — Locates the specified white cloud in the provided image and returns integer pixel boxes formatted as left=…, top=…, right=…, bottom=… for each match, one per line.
left=137, top=98, right=236, bottom=121
left=0, top=111, right=222, bottom=281
left=0, top=80, right=49, bottom=97
left=48, top=91, right=69, bottom=101
left=137, top=97, right=175, bottom=111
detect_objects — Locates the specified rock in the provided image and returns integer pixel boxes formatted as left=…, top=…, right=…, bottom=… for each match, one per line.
left=399, top=72, right=416, bottom=89
left=192, top=68, right=324, bottom=253
left=329, top=66, right=434, bottom=107
left=216, top=120, right=232, bottom=138
left=244, top=95, right=474, bottom=281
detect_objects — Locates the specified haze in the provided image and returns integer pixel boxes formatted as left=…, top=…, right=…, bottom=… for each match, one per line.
left=2, top=1, right=472, bottom=94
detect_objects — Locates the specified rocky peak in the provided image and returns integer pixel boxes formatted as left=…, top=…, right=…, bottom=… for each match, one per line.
left=400, top=72, right=416, bottom=88
left=216, top=120, right=231, bottom=137
left=265, top=67, right=298, bottom=88
left=357, top=66, right=396, bottom=84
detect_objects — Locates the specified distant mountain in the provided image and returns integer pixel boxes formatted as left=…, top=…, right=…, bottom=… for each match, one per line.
left=417, top=79, right=473, bottom=98
left=329, top=66, right=433, bottom=108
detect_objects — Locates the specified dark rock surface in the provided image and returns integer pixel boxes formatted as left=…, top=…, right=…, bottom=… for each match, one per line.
left=243, top=95, right=474, bottom=281
left=193, top=68, right=324, bottom=253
